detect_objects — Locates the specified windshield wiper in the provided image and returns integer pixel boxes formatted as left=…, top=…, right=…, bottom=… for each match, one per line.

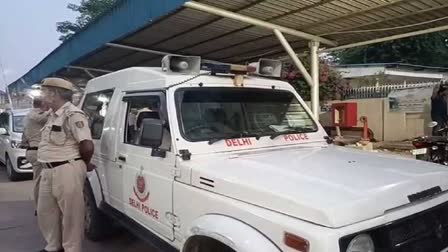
left=208, top=132, right=259, bottom=145
left=269, top=127, right=316, bottom=140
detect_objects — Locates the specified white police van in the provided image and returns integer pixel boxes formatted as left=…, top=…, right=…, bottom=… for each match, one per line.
left=81, top=55, right=448, bottom=252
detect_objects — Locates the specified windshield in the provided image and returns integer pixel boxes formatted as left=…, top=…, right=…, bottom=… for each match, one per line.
left=13, top=116, right=25, bottom=133
left=177, top=88, right=318, bottom=142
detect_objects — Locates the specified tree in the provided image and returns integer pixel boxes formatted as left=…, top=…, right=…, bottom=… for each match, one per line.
left=334, top=32, right=448, bottom=67
left=57, top=0, right=117, bottom=41
left=282, top=56, right=349, bottom=102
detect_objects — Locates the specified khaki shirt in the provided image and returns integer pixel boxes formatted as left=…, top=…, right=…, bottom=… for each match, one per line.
left=38, top=102, right=92, bottom=162
left=22, top=108, right=49, bottom=148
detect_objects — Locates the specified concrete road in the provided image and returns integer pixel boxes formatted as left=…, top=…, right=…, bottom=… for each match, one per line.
left=0, top=166, right=155, bottom=252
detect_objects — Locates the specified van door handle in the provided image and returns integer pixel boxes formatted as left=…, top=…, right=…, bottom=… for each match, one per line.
left=118, top=155, right=127, bottom=162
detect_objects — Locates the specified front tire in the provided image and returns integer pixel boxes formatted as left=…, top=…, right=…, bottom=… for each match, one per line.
left=185, top=237, right=235, bottom=252
left=6, top=155, right=20, bottom=181
left=84, top=180, right=114, bottom=241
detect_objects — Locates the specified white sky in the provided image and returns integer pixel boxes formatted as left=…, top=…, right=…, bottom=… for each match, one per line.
left=0, top=0, right=80, bottom=90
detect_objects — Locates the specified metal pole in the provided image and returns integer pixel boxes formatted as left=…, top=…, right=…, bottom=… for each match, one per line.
left=184, top=1, right=337, bottom=46
left=106, top=43, right=173, bottom=56
left=5, top=85, right=13, bottom=110
left=84, top=69, right=96, bottom=78
left=66, top=65, right=113, bottom=74
left=323, top=24, right=448, bottom=52
left=273, top=29, right=313, bottom=88
left=310, top=41, right=320, bottom=119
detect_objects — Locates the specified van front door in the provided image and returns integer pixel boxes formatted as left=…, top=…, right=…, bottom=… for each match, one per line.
left=117, top=92, right=174, bottom=240
left=82, top=89, right=123, bottom=210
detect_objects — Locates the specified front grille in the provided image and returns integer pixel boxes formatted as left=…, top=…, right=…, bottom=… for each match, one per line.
left=340, top=201, right=448, bottom=252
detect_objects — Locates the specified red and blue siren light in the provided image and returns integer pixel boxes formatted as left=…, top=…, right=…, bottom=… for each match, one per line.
left=201, top=61, right=255, bottom=76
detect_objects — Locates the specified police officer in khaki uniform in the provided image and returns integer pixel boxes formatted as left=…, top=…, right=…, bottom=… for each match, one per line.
left=22, top=97, right=49, bottom=208
left=37, top=78, right=94, bottom=252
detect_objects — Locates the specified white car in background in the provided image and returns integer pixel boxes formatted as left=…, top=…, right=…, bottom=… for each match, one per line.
left=0, top=109, right=32, bottom=181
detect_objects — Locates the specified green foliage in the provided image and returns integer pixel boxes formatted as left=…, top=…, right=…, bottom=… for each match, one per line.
left=57, top=0, right=117, bottom=41
left=334, top=32, right=448, bottom=67
left=282, top=55, right=349, bottom=102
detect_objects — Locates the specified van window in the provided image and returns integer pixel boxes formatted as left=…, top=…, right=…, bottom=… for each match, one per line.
left=82, top=89, right=114, bottom=139
left=13, top=116, right=25, bottom=132
left=0, top=113, right=10, bottom=132
left=177, top=88, right=317, bottom=142
left=124, top=95, right=171, bottom=150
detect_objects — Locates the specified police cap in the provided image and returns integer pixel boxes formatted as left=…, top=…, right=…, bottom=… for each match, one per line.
left=41, top=78, right=74, bottom=91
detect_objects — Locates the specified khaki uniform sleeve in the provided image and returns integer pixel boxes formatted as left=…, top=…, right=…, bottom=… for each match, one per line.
left=22, top=116, right=30, bottom=144
left=21, top=130, right=28, bottom=146
left=67, top=112, right=92, bottom=143
left=29, top=111, right=50, bottom=124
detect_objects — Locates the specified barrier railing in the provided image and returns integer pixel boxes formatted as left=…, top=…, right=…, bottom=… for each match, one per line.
left=343, top=81, right=439, bottom=100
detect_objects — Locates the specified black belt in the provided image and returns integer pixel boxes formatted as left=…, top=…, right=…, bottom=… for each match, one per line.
left=43, top=158, right=82, bottom=169
left=27, top=147, right=38, bottom=151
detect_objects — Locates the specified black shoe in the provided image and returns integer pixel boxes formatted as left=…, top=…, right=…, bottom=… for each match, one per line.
left=37, top=249, right=64, bottom=252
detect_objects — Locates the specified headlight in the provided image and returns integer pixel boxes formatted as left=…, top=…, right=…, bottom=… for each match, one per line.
left=346, top=234, right=374, bottom=252
left=11, top=140, right=21, bottom=148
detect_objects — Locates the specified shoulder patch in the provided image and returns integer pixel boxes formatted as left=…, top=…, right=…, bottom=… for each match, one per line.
left=67, top=111, right=86, bottom=117
left=75, top=121, right=85, bottom=128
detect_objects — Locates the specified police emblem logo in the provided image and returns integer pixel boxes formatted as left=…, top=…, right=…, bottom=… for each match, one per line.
left=133, top=166, right=150, bottom=203
left=75, top=121, right=85, bottom=128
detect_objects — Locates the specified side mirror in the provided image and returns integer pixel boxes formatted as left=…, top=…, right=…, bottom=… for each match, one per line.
left=0, top=128, right=8, bottom=135
left=428, top=121, right=438, bottom=128
left=140, top=119, right=163, bottom=149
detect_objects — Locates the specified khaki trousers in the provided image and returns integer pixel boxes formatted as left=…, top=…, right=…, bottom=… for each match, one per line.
left=37, top=160, right=86, bottom=252
left=25, top=149, right=43, bottom=206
